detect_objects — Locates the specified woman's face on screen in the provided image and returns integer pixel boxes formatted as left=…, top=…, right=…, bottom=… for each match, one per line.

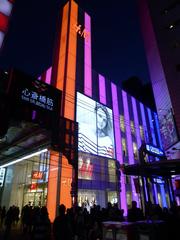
left=97, top=108, right=107, bottom=130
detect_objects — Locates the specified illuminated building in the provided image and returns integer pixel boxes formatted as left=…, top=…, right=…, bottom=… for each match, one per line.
left=0, top=0, right=173, bottom=220
left=138, top=0, right=180, bottom=156
left=138, top=0, right=180, bottom=205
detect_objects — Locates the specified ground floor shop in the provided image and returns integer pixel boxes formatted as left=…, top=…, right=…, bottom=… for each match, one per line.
left=0, top=149, right=177, bottom=222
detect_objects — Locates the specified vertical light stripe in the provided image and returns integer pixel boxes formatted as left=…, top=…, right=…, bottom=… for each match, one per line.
left=64, top=0, right=78, bottom=120
left=147, top=108, right=158, bottom=204
left=45, top=67, right=52, bottom=84
left=154, top=112, right=168, bottom=207
left=56, top=2, right=69, bottom=91
left=131, top=97, right=142, bottom=207
left=140, top=103, right=149, bottom=201
left=111, top=83, right=127, bottom=215
left=148, top=109, right=167, bottom=207
left=84, top=13, right=92, bottom=97
left=98, top=74, right=106, bottom=105
left=131, top=97, right=141, bottom=148
left=47, top=151, right=59, bottom=222
left=122, top=91, right=138, bottom=204
left=122, top=91, right=134, bottom=165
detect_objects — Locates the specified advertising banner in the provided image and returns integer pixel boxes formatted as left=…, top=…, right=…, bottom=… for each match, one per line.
left=76, top=92, right=115, bottom=158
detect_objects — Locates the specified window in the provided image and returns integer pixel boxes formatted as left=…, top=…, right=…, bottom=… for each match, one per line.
left=140, top=126, right=144, bottom=140
left=133, top=142, right=138, bottom=159
left=120, top=115, right=125, bottom=132
left=130, top=121, right=135, bottom=135
left=122, top=138, right=127, bottom=157
left=108, top=160, right=116, bottom=182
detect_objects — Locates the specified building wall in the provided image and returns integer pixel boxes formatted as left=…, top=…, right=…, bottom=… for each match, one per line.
left=41, top=0, right=168, bottom=213
left=138, top=0, right=180, bottom=151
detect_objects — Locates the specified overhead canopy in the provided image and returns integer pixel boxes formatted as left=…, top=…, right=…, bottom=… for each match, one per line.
left=123, top=160, right=180, bottom=177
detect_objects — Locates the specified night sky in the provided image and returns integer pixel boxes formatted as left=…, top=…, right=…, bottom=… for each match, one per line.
left=0, top=0, right=150, bottom=85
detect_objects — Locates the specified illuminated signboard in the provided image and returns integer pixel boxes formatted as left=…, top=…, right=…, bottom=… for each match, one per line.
left=159, top=109, right=179, bottom=150
left=73, top=23, right=90, bottom=41
left=11, top=71, right=61, bottom=113
left=76, top=92, right=115, bottom=158
left=32, top=171, right=43, bottom=180
left=0, top=168, right=6, bottom=187
left=145, top=144, right=165, bottom=157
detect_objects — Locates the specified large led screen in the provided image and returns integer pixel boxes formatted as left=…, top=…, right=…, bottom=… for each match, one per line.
left=76, top=92, right=115, bottom=158
left=159, top=109, right=179, bottom=150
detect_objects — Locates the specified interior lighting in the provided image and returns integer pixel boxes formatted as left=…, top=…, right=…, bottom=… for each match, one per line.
left=0, top=149, right=48, bottom=168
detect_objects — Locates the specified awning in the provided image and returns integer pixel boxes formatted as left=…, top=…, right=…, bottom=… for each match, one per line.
left=123, top=159, right=180, bottom=177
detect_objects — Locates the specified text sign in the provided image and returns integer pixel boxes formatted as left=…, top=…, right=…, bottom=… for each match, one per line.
left=73, top=23, right=90, bottom=41
left=32, top=171, right=43, bottom=180
left=12, top=70, right=61, bottom=114
left=145, top=144, right=165, bottom=157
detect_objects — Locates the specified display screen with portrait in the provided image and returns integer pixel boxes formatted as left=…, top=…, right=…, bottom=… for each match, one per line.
left=76, top=92, right=115, bottom=158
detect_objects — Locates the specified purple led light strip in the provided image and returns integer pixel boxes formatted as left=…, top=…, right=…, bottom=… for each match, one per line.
left=98, top=74, right=106, bottom=105
left=140, top=103, right=149, bottom=202
left=84, top=13, right=92, bottom=97
left=131, top=97, right=143, bottom=207
left=122, top=91, right=138, bottom=204
left=148, top=109, right=167, bottom=207
left=111, top=83, right=127, bottom=215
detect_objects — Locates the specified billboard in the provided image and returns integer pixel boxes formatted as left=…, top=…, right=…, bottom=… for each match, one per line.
left=76, top=92, right=115, bottom=158
left=159, top=109, right=179, bottom=150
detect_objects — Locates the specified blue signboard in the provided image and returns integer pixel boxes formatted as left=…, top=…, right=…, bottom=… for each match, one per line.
left=145, top=144, right=165, bottom=158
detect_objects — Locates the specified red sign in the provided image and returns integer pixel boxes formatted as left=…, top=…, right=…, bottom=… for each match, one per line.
left=30, top=183, right=37, bottom=190
left=32, top=171, right=43, bottom=180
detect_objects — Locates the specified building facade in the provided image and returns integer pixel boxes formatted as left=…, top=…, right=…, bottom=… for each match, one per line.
left=0, top=0, right=172, bottom=221
left=138, top=0, right=180, bottom=156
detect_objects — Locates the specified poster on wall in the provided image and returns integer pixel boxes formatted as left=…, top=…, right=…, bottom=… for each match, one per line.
left=78, top=152, right=105, bottom=181
left=159, top=109, right=179, bottom=150
left=76, top=92, right=115, bottom=158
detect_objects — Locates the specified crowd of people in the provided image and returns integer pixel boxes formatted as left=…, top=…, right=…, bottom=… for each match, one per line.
left=0, top=201, right=180, bottom=239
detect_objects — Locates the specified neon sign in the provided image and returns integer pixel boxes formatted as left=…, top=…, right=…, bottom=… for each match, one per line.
left=73, top=23, right=90, bottom=41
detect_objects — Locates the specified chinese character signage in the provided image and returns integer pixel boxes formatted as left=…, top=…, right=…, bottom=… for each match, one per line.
left=11, top=71, right=61, bottom=114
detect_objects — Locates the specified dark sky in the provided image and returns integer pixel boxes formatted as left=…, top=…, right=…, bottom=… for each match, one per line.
left=0, top=0, right=150, bottom=85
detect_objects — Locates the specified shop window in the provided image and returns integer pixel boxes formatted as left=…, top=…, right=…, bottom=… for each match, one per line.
left=120, top=115, right=125, bottom=132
